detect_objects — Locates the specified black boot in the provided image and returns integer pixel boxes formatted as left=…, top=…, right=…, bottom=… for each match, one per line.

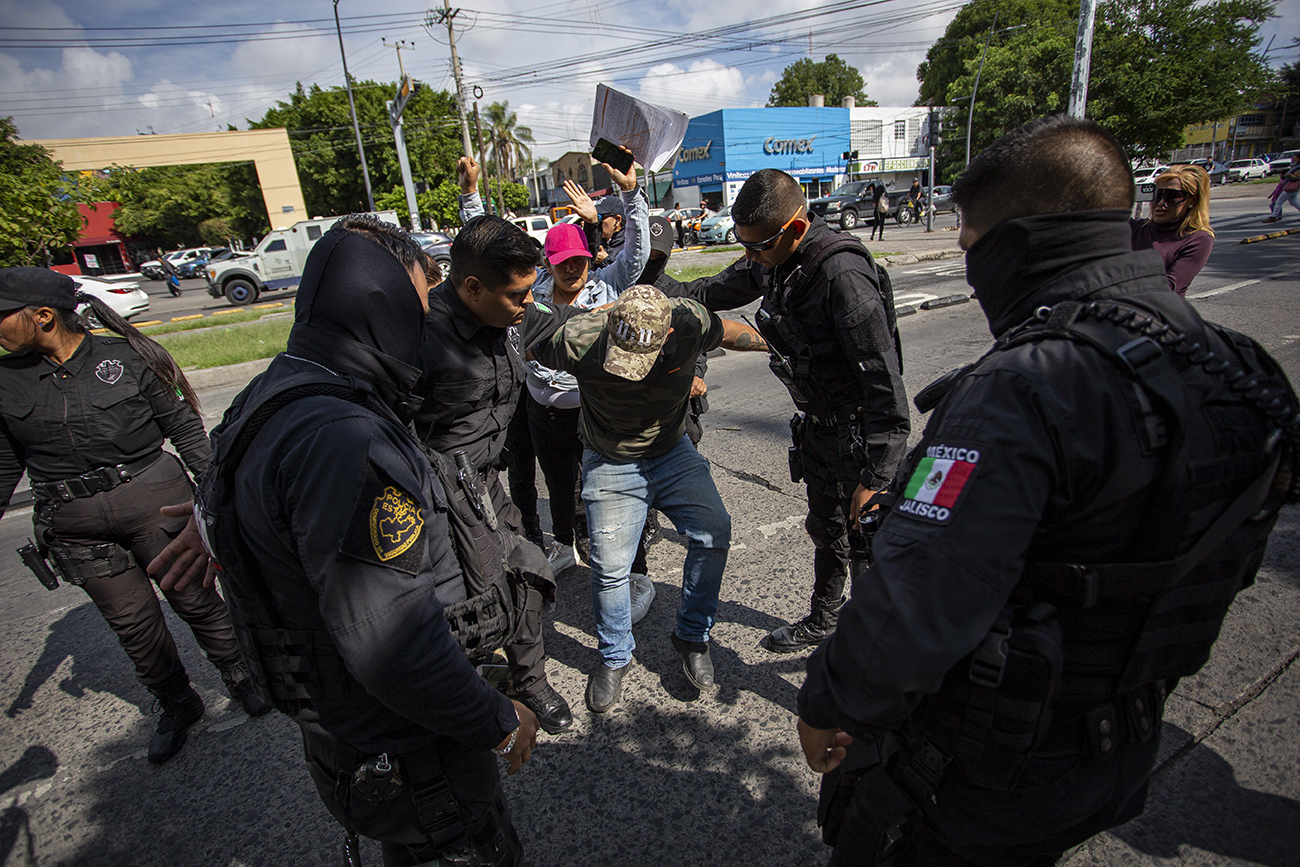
left=641, top=510, right=663, bottom=550
left=761, top=598, right=844, bottom=654
left=218, top=660, right=273, bottom=717
left=147, top=676, right=205, bottom=764
left=521, top=514, right=545, bottom=551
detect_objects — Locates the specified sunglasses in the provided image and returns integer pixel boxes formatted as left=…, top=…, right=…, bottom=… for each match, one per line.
left=739, top=212, right=803, bottom=252
left=1151, top=187, right=1189, bottom=205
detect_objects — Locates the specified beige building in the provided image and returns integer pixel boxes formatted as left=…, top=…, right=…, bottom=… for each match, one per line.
left=27, top=128, right=308, bottom=228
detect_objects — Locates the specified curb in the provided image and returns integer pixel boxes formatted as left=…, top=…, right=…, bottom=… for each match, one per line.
left=877, top=249, right=964, bottom=267
left=184, top=357, right=276, bottom=390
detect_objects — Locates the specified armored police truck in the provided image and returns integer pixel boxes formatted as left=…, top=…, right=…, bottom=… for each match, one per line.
left=205, top=211, right=401, bottom=306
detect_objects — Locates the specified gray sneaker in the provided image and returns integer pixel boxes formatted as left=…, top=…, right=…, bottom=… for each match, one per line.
left=547, top=541, right=577, bottom=574
left=629, top=573, right=655, bottom=624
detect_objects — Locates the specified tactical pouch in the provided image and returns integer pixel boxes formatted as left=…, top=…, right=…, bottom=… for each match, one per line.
left=47, top=541, right=136, bottom=586
left=926, top=603, right=1064, bottom=790
left=818, top=738, right=880, bottom=846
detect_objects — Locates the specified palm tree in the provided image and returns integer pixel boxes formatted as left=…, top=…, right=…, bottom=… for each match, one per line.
left=485, top=100, right=535, bottom=211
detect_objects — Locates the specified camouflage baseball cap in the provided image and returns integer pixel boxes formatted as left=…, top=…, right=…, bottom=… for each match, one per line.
left=603, top=284, right=672, bottom=381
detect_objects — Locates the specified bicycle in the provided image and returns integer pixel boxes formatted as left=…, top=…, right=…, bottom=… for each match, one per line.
left=895, top=197, right=928, bottom=227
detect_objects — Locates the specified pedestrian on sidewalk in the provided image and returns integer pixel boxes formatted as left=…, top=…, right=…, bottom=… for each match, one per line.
left=0, top=267, right=269, bottom=765
left=870, top=183, right=887, bottom=241
left=1263, top=153, right=1300, bottom=223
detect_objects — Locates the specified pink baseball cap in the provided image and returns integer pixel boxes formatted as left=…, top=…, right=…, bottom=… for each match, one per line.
left=544, top=223, right=592, bottom=265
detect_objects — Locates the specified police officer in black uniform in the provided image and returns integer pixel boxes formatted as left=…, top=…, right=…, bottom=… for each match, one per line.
left=413, top=202, right=576, bottom=735
left=0, top=267, right=269, bottom=765
left=797, top=116, right=1298, bottom=866
left=668, top=169, right=910, bottom=653
left=198, top=216, right=538, bottom=866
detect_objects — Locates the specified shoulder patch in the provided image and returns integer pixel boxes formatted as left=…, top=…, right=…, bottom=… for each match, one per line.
left=95, top=359, right=124, bottom=384
left=895, top=443, right=982, bottom=524
left=533, top=301, right=552, bottom=314
left=341, top=466, right=426, bottom=574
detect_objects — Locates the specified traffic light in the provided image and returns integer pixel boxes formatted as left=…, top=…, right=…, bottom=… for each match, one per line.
left=841, top=150, right=859, bottom=161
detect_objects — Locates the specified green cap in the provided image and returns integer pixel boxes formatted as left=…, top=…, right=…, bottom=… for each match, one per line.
left=603, top=284, right=672, bottom=381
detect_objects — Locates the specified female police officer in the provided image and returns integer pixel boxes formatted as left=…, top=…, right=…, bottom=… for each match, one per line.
left=0, top=267, right=268, bottom=765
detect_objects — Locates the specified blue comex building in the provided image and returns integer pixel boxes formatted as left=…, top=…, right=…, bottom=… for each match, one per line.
left=671, top=107, right=853, bottom=211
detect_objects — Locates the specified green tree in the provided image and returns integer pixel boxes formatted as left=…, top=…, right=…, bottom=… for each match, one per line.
left=0, top=117, right=84, bottom=267
left=76, top=162, right=266, bottom=249
left=375, top=179, right=468, bottom=229
left=482, top=101, right=534, bottom=215
left=500, top=181, right=530, bottom=211
left=252, top=80, right=465, bottom=220
left=919, top=0, right=1274, bottom=171
left=767, top=54, right=877, bottom=107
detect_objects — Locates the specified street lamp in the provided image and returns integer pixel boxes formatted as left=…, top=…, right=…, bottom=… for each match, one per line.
left=334, top=0, right=375, bottom=212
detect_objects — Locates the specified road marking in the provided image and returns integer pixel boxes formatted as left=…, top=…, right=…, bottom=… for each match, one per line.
left=895, top=292, right=938, bottom=307
left=253, top=302, right=284, bottom=309
left=133, top=320, right=163, bottom=327
left=212, top=308, right=244, bottom=316
left=1189, top=272, right=1289, bottom=299
left=756, top=515, right=803, bottom=539
left=170, top=314, right=205, bottom=322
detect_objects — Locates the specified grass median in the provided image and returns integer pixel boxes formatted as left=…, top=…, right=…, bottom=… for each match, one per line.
left=156, top=316, right=292, bottom=370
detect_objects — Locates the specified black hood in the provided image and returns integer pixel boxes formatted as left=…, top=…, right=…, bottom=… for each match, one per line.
left=285, top=226, right=425, bottom=417
left=964, top=210, right=1165, bottom=337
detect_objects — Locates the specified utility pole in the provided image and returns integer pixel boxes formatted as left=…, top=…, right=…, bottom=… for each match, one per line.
left=429, top=1, right=475, bottom=159
left=385, top=40, right=421, bottom=231
left=926, top=103, right=937, bottom=233
left=473, top=101, right=495, bottom=216
left=333, top=0, right=375, bottom=211
left=966, top=12, right=997, bottom=167
left=1068, top=0, right=1098, bottom=118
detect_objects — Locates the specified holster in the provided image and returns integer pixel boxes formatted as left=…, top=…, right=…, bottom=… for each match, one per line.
left=789, top=413, right=805, bottom=483
left=47, top=541, right=137, bottom=586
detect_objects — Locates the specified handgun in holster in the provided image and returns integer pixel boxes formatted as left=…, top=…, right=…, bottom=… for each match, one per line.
left=17, top=539, right=61, bottom=591
left=454, top=450, right=498, bottom=531
left=788, top=412, right=805, bottom=483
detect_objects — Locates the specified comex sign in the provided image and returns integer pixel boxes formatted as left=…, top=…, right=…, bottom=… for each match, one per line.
left=679, top=140, right=713, bottom=162
left=764, top=135, right=817, bottom=155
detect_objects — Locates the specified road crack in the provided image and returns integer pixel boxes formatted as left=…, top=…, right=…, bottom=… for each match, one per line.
left=707, top=459, right=805, bottom=501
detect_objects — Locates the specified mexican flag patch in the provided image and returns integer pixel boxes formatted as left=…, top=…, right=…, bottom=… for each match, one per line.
left=896, top=445, right=980, bottom=523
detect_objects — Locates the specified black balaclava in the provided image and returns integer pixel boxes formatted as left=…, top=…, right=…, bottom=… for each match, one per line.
left=285, top=227, right=424, bottom=417
left=964, top=209, right=1133, bottom=337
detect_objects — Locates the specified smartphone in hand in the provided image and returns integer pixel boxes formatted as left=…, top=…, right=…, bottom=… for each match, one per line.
left=592, top=137, right=635, bottom=174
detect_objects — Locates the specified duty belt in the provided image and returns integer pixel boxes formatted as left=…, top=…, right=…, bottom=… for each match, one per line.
left=805, top=408, right=865, bottom=427
left=32, top=453, right=161, bottom=502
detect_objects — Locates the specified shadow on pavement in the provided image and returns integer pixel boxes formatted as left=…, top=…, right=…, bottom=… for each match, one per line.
left=1107, top=736, right=1300, bottom=866
left=6, top=607, right=146, bottom=719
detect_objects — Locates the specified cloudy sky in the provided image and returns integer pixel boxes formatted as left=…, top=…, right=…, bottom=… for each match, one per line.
left=1, top=0, right=1296, bottom=163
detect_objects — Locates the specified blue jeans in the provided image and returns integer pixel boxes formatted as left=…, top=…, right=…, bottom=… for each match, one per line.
left=1272, top=189, right=1300, bottom=218
left=581, top=436, right=731, bottom=668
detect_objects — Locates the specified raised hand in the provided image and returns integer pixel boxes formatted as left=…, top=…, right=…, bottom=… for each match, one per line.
left=563, top=179, right=598, bottom=224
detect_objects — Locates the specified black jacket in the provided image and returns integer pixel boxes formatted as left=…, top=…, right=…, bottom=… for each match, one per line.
left=413, top=282, right=577, bottom=470
left=800, top=210, right=1279, bottom=744
left=666, top=214, right=909, bottom=489
left=0, top=334, right=210, bottom=518
left=213, top=228, right=517, bottom=755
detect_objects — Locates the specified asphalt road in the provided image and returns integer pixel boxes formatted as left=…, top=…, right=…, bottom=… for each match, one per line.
left=0, top=202, right=1295, bottom=866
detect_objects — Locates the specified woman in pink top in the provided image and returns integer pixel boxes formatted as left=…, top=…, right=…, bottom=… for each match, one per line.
left=1130, top=164, right=1214, bottom=296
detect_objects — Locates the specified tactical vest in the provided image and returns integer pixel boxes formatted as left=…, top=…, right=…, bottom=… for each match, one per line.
left=756, top=231, right=901, bottom=416
left=913, top=298, right=1297, bottom=790
left=195, top=372, right=534, bottom=720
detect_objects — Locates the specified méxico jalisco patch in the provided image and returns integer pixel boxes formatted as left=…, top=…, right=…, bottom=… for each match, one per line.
left=897, top=444, right=981, bottom=523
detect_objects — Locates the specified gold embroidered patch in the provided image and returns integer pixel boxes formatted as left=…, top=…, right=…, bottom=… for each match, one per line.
left=369, top=486, right=424, bottom=561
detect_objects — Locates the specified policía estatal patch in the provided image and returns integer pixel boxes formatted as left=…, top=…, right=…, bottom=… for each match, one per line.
left=342, top=466, right=426, bottom=574
left=896, top=443, right=981, bottom=524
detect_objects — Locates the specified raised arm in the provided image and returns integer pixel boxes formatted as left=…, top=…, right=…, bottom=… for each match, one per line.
left=458, top=155, right=485, bottom=222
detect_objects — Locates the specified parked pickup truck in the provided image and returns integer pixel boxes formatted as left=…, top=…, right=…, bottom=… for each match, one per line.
left=205, top=212, right=400, bottom=305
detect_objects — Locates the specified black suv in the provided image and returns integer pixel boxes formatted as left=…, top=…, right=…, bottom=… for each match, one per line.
left=808, top=180, right=884, bottom=230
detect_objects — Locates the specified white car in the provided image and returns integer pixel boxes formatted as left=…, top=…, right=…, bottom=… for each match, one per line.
left=72, top=275, right=149, bottom=324
left=1132, top=165, right=1169, bottom=198
left=1270, top=150, right=1300, bottom=175
left=1227, top=158, right=1269, bottom=182
left=139, top=247, right=211, bottom=280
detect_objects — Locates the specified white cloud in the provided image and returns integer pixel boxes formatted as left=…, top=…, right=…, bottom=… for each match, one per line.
left=639, top=59, right=751, bottom=115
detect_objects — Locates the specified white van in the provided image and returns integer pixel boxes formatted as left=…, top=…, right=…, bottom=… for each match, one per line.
left=205, top=212, right=400, bottom=305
